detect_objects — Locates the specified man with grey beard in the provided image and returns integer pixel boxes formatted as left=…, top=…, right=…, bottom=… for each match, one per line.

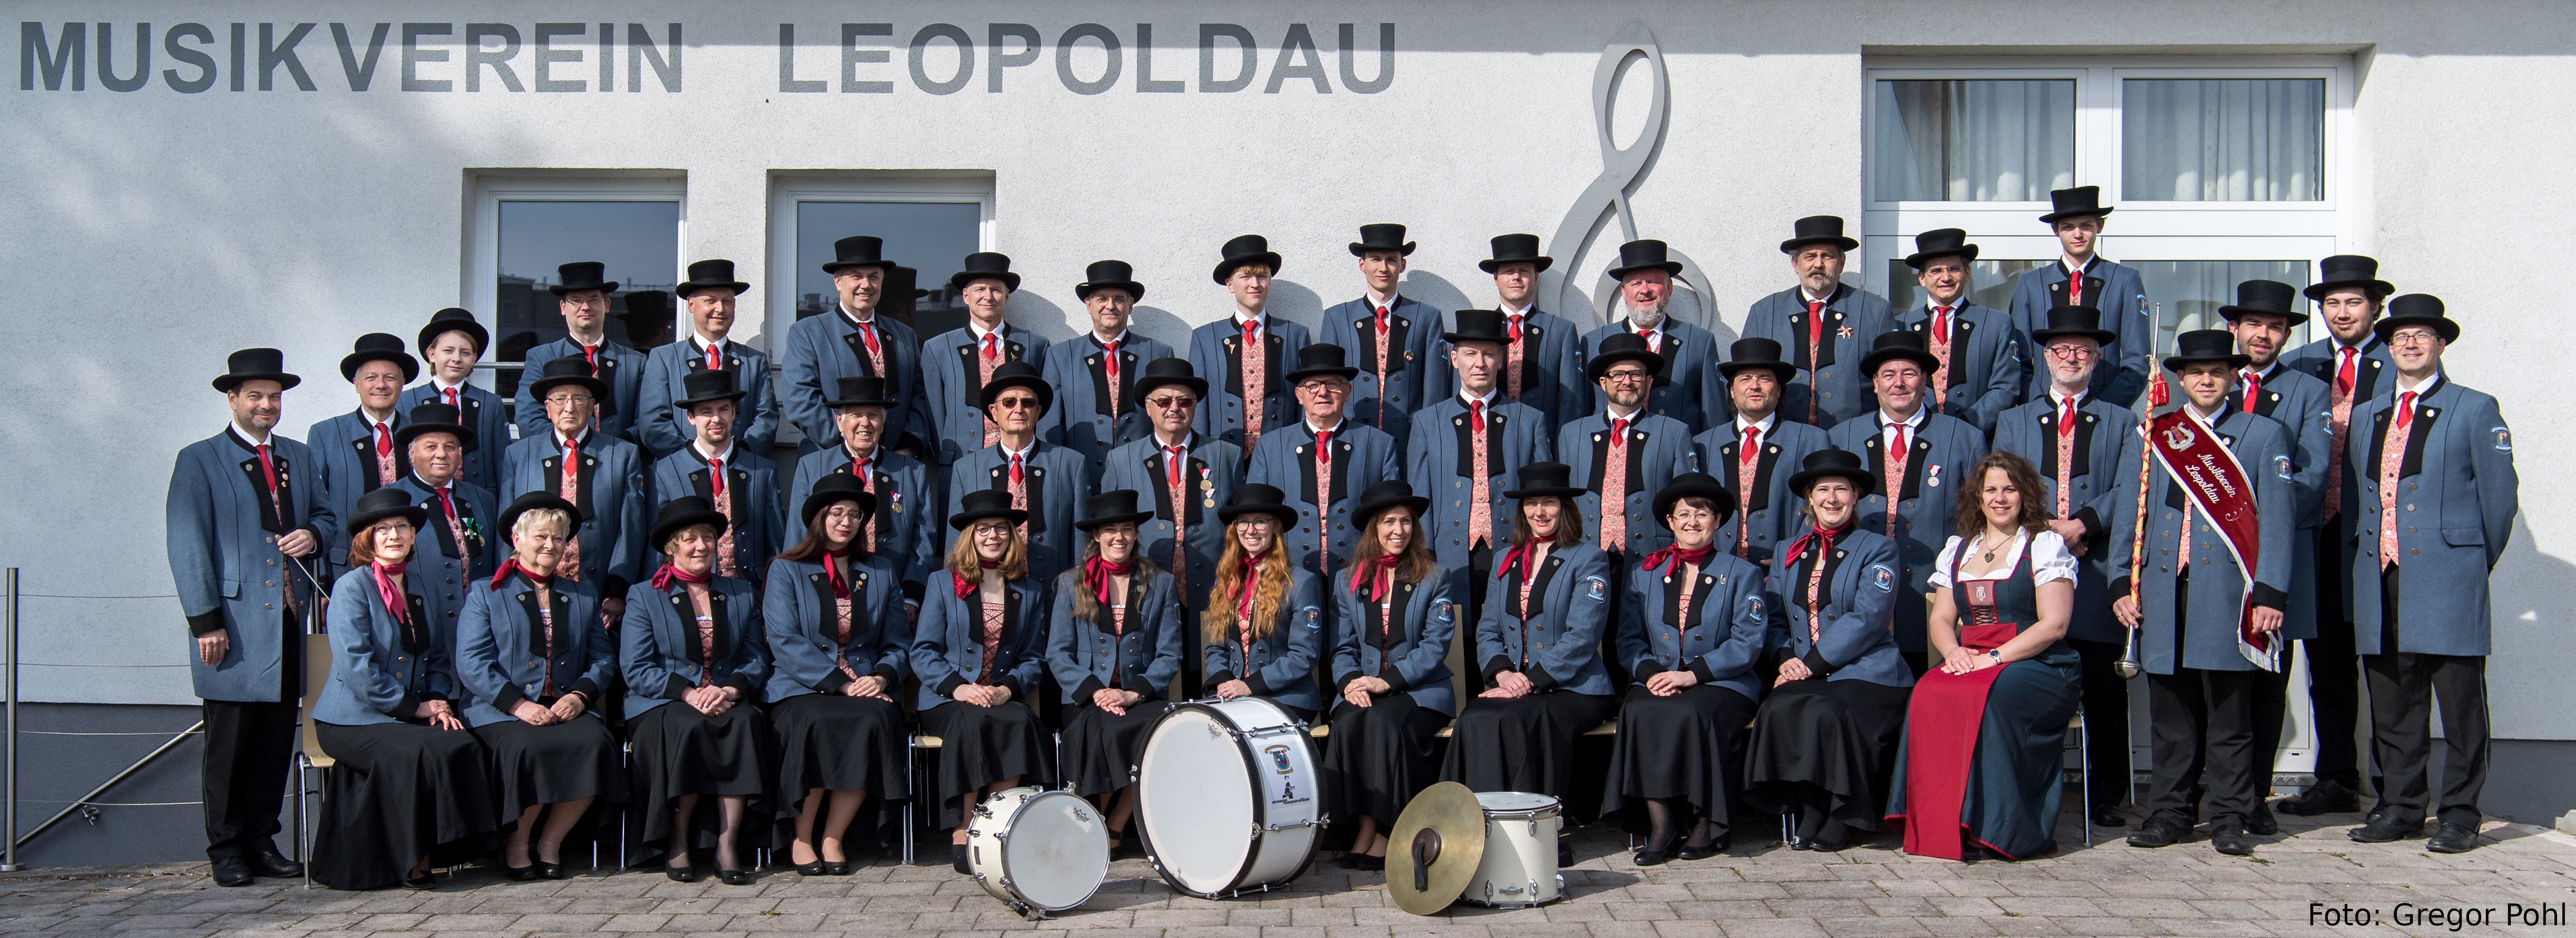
left=1576, top=240, right=1728, bottom=433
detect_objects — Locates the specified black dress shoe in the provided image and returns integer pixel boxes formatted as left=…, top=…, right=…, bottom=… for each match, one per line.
left=794, top=860, right=827, bottom=877
left=716, top=867, right=753, bottom=886
left=1336, top=850, right=1364, bottom=869
left=504, top=864, right=539, bottom=882
left=2126, top=817, right=2190, bottom=848
left=1785, top=834, right=1812, bottom=851
left=1675, top=837, right=1726, bottom=861
left=664, top=863, right=701, bottom=883
left=2089, top=805, right=2129, bottom=828
left=2245, top=805, right=2280, bottom=837
left=951, top=845, right=971, bottom=875
left=248, top=850, right=303, bottom=879
left=401, top=871, right=438, bottom=890
left=2210, top=824, right=2254, bottom=857
left=1632, top=846, right=1671, bottom=866
left=2276, top=780, right=2360, bottom=816
left=210, top=857, right=255, bottom=887
left=821, top=860, right=854, bottom=876
left=2348, top=812, right=2424, bottom=843
left=1351, top=853, right=1384, bottom=871
left=534, top=861, right=568, bottom=881
left=2425, top=822, right=2481, bottom=854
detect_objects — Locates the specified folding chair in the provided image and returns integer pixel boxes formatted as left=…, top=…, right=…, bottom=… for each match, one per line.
left=292, top=641, right=335, bottom=889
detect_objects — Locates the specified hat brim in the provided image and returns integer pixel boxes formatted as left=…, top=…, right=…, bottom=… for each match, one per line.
left=1075, top=510, right=1157, bottom=532
left=498, top=493, right=580, bottom=542
left=2303, top=278, right=2395, bottom=301
left=978, top=374, right=1054, bottom=415
left=949, top=506, right=1032, bottom=531
left=1861, top=348, right=1942, bottom=377
left=675, top=281, right=751, bottom=298
left=212, top=372, right=303, bottom=393
left=548, top=281, right=618, bottom=296
left=1652, top=480, right=1738, bottom=528
left=1605, top=261, right=1685, bottom=280
left=671, top=389, right=749, bottom=410
left=418, top=322, right=490, bottom=355
left=652, top=509, right=732, bottom=549
left=349, top=502, right=431, bottom=532
left=948, top=271, right=1022, bottom=293
left=1788, top=466, right=1878, bottom=499
left=2371, top=316, right=2460, bottom=344
left=528, top=373, right=610, bottom=402
left=1349, top=241, right=1417, bottom=257
left=824, top=395, right=899, bottom=410
left=820, top=258, right=896, bottom=275
left=1282, top=365, right=1361, bottom=384
left=2216, top=305, right=2311, bottom=328
left=2162, top=352, right=2255, bottom=373
left=2028, top=327, right=2119, bottom=347
left=1216, top=502, right=1302, bottom=528
left=1901, top=245, right=1980, bottom=270
left=1074, top=280, right=1146, bottom=301
left=1213, top=251, right=1284, bottom=285
left=1477, top=255, right=1554, bottom=274
left=800, top=487, right=880, bottom=528
left=1352, top=494, right=1432, bottom=524
left=340, top=351, right=420, bottom=383
left=1440, top=329, right=1509, bottom=346
left=1717, top=360, right=1795, bottom=382
left=1586, top=349, right=1668, bottom=383
left=393, top=421, right=474, bottom=450
left=1132, top=375, right=1209, bottom=400
left=2038, top=206, right=2114, bottom=224
left=1502, top=484, right=1587, bottom=502
left=1780, top=236, right=1860, bottom=255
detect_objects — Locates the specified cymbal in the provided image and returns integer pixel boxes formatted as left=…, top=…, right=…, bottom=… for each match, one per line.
left=1387, top=781, right=1485, bottom=916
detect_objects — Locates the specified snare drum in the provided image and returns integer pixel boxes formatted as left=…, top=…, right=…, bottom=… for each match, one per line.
left=1463, top=792, right=1564, bottom=908
left=1133, top=697, right=1323, bottom=898
left=964, top=787, right=1110, bottom=920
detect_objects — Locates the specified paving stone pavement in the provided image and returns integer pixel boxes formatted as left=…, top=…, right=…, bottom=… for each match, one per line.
left=5, top=811, right=2572, bottom=938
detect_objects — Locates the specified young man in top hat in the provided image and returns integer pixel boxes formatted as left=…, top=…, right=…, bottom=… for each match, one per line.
left=1741, top=216, right=1899, bottom=429
left=1041, top=259, right=1174, bottom=485
left=783, top=236, right=931, bottom=462
left=1102, top=357, right=1244, bottom=698
left=1826, top=331, right=1988, bottom=665
left=1558, top=333, right=1694, bottom=561
left=650, top=368, right=786, bottom=584
left=944, top=361, right=1092, bottom=583
left=620, top=289, right=674, bottom=352
left=170, top=348, right=336, bottom=886
left=502, top=356, right=649, bottom=616
left=1190, top=235, right=1311, bottom=457
left=2108, top=329, right=2294, bottom=857
left=1894, top=229, right=2024, bottom=434
left=788, top=375, right=936, bottom=610
left=1408, top=309, right=1555, bottom=633
left=515, top=261, right=648, bottom=444
left=306, top=333, right=416, bottom=577
left=398, top=307, right=512, bottom=496
left=1579, top=239, right=1727, bottom=433
left=921, top=252, right=1052, bottom=472
left=1692, top=338, right=1832, bottom=569
left=638, top=259, right=781, bottom=459
left=2343, top=296, right=2516, bottom=854
left=1425, top=234, right=1588, bottom=428
left=1991, top=305, right=2140, bottom=828
left=392, top=400, right=501, bottom=637
left=2009, top=186, right=2152, bottom=405
left=1248, top=344, right=1402, bottom=578
left=1321, top=224, right=1442, bottom=445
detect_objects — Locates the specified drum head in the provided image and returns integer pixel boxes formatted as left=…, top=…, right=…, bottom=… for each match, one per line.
left=1475, top=791, right=1560, bottom=814
left=1136, top=704, right=1257, bottom=896
left=1000, top=791, right=1109, bottom=910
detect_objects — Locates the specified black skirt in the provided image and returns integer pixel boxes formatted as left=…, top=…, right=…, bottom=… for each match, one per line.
left=920, top=699, right=1057, bottom=829
left=309, top=720, right=500, bottom=890
left=1744, top=677, right=1914, bottom=831
left=627, top=699, right=776, bottom=860
left=1442, top=689, right=1617, bottom=799
left=472, top=713, right=628, bottom=820
left=1600, top=684, right=1758, bottom=835
left=1058, top=698, right=1172, bottom=797
left=769, top=692, right=910, bottom=838
left=1321, top=692, right=1450, bottom=826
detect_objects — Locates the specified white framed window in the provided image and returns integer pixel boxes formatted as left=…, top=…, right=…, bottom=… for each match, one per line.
left=765, top=173, right=996, bottom=347
left=462, top=173, right=688, bottom=403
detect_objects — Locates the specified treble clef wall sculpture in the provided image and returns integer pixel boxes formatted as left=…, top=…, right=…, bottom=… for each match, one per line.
left=1542, top=22, right=1721, bottom=331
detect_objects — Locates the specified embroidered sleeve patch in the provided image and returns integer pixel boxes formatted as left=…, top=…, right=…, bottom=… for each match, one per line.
left=1433, top=599, right=1455, bottom=625
left=2494, top=427, right=2513, bottom=452
left=1868, top=564, right=1896, bottom=592
left=1747, top=594, right=1766, bottom=623
left=2274, top=454, right=2294, bottom=480
left=1583, top=576, right=1609, bottom=603
left=1299, top=605, right=1323, bottom=629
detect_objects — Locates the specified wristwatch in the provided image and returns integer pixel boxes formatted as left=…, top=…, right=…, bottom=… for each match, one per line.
left=1985, top=649, right=2003, bottom=665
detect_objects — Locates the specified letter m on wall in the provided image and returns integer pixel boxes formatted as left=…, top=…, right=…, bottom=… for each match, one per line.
left=21, top=22, right=86, bottom=90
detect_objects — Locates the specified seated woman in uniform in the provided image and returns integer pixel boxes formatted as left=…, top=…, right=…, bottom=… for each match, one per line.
left=1886, top=451, right=2082, bottom=861
left=1601, top=472, right=1770, bottom=866
left=1745, top=449, right=1916, bottom=852
left=763, top=475, right=910, bottom=876
left=455, top=492, right=627, bottom=881
left=1444, top=462, right=1617, bottom=867
left=309, top=487, right=499, bottom=890
left=1202, top=483, right=1328, bottom=720
left=1047, top=490, right=1186, bottom=856
left=622, top=496, right=773, bottom=885
left=913, top=489, right=1056, bottom=875
left=1323, top=480, right=1456, bottom=872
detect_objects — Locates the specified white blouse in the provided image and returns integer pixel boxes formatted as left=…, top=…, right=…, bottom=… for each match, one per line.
left=1927, top=530, right=2078, bottom=588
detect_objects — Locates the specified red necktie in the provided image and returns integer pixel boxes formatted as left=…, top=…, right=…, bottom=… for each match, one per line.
left=1165, top=445, right=1190, bottom=584
left=1373, top=307, right=1391, bottom=427
left=850, top=454, right=880, bottom=552
left=372, top=423, right=396, bottom=487
left=1313, top=429, right=1333, bottom=560
left=1468, top=399, right=1486, bottom=433
left=1505, top=314, right=1526, bottom=400
left=704, top=341, right=720, bottom=371
left=556, top=437, right=583, bottom=579
left=981, top=333, right=1000, bottom=371
left=2325, top=348, right=2359, bottom=518
left=1882, top=425, right=1908, bottom=538
left=1467, top=401, right=1493, bottom=547
left=707, top=457, right=725, bottom=501
left=1164, top=446, right=1184, bottom=490
left=1636, top=324, right=1659, bottom=353
left=253, top=443, right=281, bottom=504
left=2336, top=348, right=2358, bottom=398
left=2242, top=369, right=2263, bottom=413
left=1239, top=319, right=1265, bottom=453
left=856, top=319, right=882, bottom=364
left=2377, top=391, right=2417, bottom=570
left=1932, top=307, right=1951, bottom=344
left=435, top=485, right=468, bottom=564
left=1008, top=452, right=1029, bottom=540
left=707, top=455, right=736, bottom=577
left=1735, top=426, right=1758, bottom=558
left=442, top=387, right=459, bottom=409
left=2065, top=262, right=2085, bottom=307
left=2056, top=397, right=2078, bottom=518
left=1599, top=418, right=1630, bottom=552
left=1806, top=301, right=1826, bottom=423
left=582, top=344, right=601, bottom=376
left=1928, top=306, right=1955, bottom=409
left=1103, top=339, right=1123, bottom=413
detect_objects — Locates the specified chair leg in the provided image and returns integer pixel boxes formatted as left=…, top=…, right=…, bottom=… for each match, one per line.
left=902, top=737, right=918, bottom=867
left=2079, top=720, right=2093, bottom=847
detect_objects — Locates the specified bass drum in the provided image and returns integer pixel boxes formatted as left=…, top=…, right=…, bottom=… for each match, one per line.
left=1133, top=697, right=1322, bottom=898
left=964, top=786, right=1111, bottom=920
left=1463, top=791, right=1564, bottom=908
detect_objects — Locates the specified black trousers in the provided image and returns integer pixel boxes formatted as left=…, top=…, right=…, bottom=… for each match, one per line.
left=2068, top=637, right=2135, bottom=807
left=2364, top=566, right=2490, bottom=828
left=1463, top=543, right=1492, bottom=675
left=2144, top=667, right=2263, bottom=828
left=2306, top=521, right=2365, bottom=790
left=201, top=610, right=303, bottom=861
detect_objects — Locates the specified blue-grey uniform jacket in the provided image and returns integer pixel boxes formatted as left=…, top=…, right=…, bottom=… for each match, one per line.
left=1743, top=283, right=1900, bottom=430
left=1408, top=395, right=1554, bottom=587
left=1425, top=307, right=1589, bottom=429
left=788, top=445, right=937, bottom=600
left=2228, top=364, right=2335, bottom=642
left=1246, top=420, right=1403, bottom=577
left=305, top=410, right=404, bottom=577
left=637, top=337, right=779, bottom=458
left=1580, top=319, right=1728, bottom=433
left=1321, top=295, right=1442, bottom=445
left=2008, top=259, right=2150, bottom=405
left=619, top=575, right=768, bottom=716
left=1766, top=529, right=1914, bottom=689
left=1991, top=390, right=2138, bottom=644
left=920, top=324, right=1050, bottom=469
left=515, top=338, right=647, bottom=444
left=910, top=572, right=1051, bottom=710
left=455, top=573, right=613, bottom=726
left=1040, top=332, right=1175, bottom=484
left=1692, top=417, right=1832, bottom=569
left=1560, top=411, right=1693, bottom=558
left=1188, top=315, right=1311, bottom=453
left=1203, top=568, right=1330, bottom=714
left=1101, top=435, right=1242, bottom=611
left=1895, top=302, right=2025, bottom=434
left=1330, top=574, right=1459, bottom=717
left=1046, top=568, right=1187, bottom=703
left=2346, top=376, right=2517, bottom=657
left=501, top=429, right=649, bottom=594
left=781, top=308, right=929, bottom=456
left=1827, top=411, right=1988, bottom=652
left=313, top=567, right=454, bottom=726
left=945, top=441, right=1094, bottom=584
left=2106, top=408, right=2294, bottom=674
left=1477, top=544, right=1616, bottom=698
left=169, top=428, right=337, bottom=702
left=763, top=554, right=910, bottom=702
left=1618, top=551, right=1771, bottom=702
left=649, top=444, right=785, bottom=583
left=2279, top=336, right=2398, bottom=601
left=392, top=475, right=500, bottom=633
left=397, top=380, right=513, bottom=495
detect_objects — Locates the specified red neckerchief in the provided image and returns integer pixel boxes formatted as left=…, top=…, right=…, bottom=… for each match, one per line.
left=1083, top=556, right=1135, bottom=607
left=1233, top=550, right=1269, bottom=621
left=1781, top=522, right=1853, bottom=570
left=1638, top=543, right=1713, bottom=576
left=649, top=563, right=709, bottom=590
left=822, top=549, right=852, bottom=599
left=1349, top=553, right=1400, bottom=601
left=490, top=559, right=552, bottom=590
left=1495, top=540, right=1546, bottom=580
left=369, top=561, right=409, bottom=623
left=951, top=560, right=1000, bottom=599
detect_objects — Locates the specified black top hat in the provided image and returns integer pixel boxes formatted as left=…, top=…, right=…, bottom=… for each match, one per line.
left=348, top=486, right=430, bottom=532
left=1780, top=215, right=1859, bottom=254
left=1350, top=223, right=1417, bottom=257
left=2030, top=306, right=2118, bottom=346
left=1504, top=461, right=1587, bottom=502
left=1130, top=357, right=1208, bottom=400
left=2373, top=293, right=2459, bottom=343
left=1479, top=233, right=1554, bottom=274
left=339, top=333, right=419, bottom=383
left=394, top=401, right=474, bottom=449
left=672, top=368, right=747, bottom=408
left=1212, top=234, right=1283, bottom=285
left=949, top=488, right=1031, bottom=531
left=1652, top=472, right=1737, bottom=528
left=1076, top=259, right=1146, bottom=301
left=821, top=235, right=895, bottom=275
left=2040, top=185, right=2114, bottom=224
left=1605, top=239, right=1685, bottom=279
left=1787, top=448, right=1878, bottom=498
left=1351, top=479, right=1432, bottom=524
left=2217, top=280, right=2308, bottom=327
left=497, top=491, right=580, bottom=543
left=948, top=252, right=1021, bottom=293
left=1860, top=330, right=1941, bottom=376
left=977, top=361, right=1053, bottom=416
left=526, top=355, right=610, bottom=403
left=1442, top=309, right=1511, bottom=346
left=1718, top=337, right=1796, bottom=382
left=675, top=259, right=751, bottom=298
left=550, top=261, right=619, bottom=297
left=1077, top=489, right=1158, bottom=532
left=799, top=473, right=879, bottom=528
left=1901, top=228, right=1980, bottom=269
left=2306, top=255, right=2394, bottom=301
left=652, top=495, right=732, bottom=549
left=620, top=289, right=672, bottom=324
left=1283, top=344, right=1362, bottom=384
left=826, top=375, right=898, bottom=409
left=1215, top=483, right=1300, bottom=527
left=1585, top=331, right=1666, bottom=383
left=418, top=307, right=489, bottom=357
left=2162, top=329, right=2253, bottom=373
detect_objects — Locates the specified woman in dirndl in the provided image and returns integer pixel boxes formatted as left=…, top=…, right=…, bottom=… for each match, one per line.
left=1200, top=484, right=1329, bottom=722
left=1322, top=480, right=1456, bottom=871
left=1047, top=489, right=1186, bottom=856
left=1885, top=451, right=2082, bottom=860
left=620, top=495, right=774, bottom=885
left=1744, top=449, right=1917, bottom=852
left=912, top=488, right=1057, bottom=874
left=454, top=492, right=627, bottom=881
left=762, top=474, right=911, bottom=876
left=308, top=487, right=499, bottom=890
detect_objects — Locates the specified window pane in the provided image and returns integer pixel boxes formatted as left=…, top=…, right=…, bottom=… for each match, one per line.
left=1883, top=258, right=2050, bottom=314
left=1872, top=79, right=2075, bottom=201
left=2129, top=260, right=2315, bottom=354
left=2122, top=79, right=2324, bottom=201
left=495, top=199, right=682, bottom=400
left=794, top=201, right=982, bottom=337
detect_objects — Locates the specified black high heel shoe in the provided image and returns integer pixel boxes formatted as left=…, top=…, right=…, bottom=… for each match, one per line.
left=401, top=869, right=439, bottom=890
left=1633, top=830, right=1679, bottom=866
left=664, top=860, right=701, bottom=883
left=534, top=861, right=567, bottom=881
left=794, top=859, right=828, bottom=877
left=821, top=860, right=854, bottom=876
left=716, top=866, right=753, bottom=885
left=504, top=863, right=539, bottom=882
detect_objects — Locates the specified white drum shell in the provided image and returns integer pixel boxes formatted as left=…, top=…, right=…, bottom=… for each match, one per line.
left=1465, top=792, right=1564, bottom=908
left=1134, top=697, right=1321, bottom=898
left=965, top=787, right=1111, bottom=914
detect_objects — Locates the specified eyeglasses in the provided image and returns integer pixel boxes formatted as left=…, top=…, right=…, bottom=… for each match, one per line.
left=993, top=397, right=1042, bottom=410
left=2044, top=344, right=2098, bottom=361
left=1602, top=369, right=1652, bottom=383
left=1298, top=381, right=1350, bottom=394
left=1144, top=395, right=1196, bottom=410
left=542, top=394, right=593, bottom=406
left=2387, top=330, right=2442, bottom=347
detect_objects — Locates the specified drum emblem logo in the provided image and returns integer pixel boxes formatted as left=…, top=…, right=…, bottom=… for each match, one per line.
left=1266, top=744, right=1294, bottom=773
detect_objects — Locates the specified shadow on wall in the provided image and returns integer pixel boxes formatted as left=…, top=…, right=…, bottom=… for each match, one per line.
left=1259, top=279, right=1326, bottom=336
left=1006, top=292, right=1078, bottom=345
left=1398, top=271, right=1477, bottom=317
left=1128, top=305, right=1195, bottom=352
